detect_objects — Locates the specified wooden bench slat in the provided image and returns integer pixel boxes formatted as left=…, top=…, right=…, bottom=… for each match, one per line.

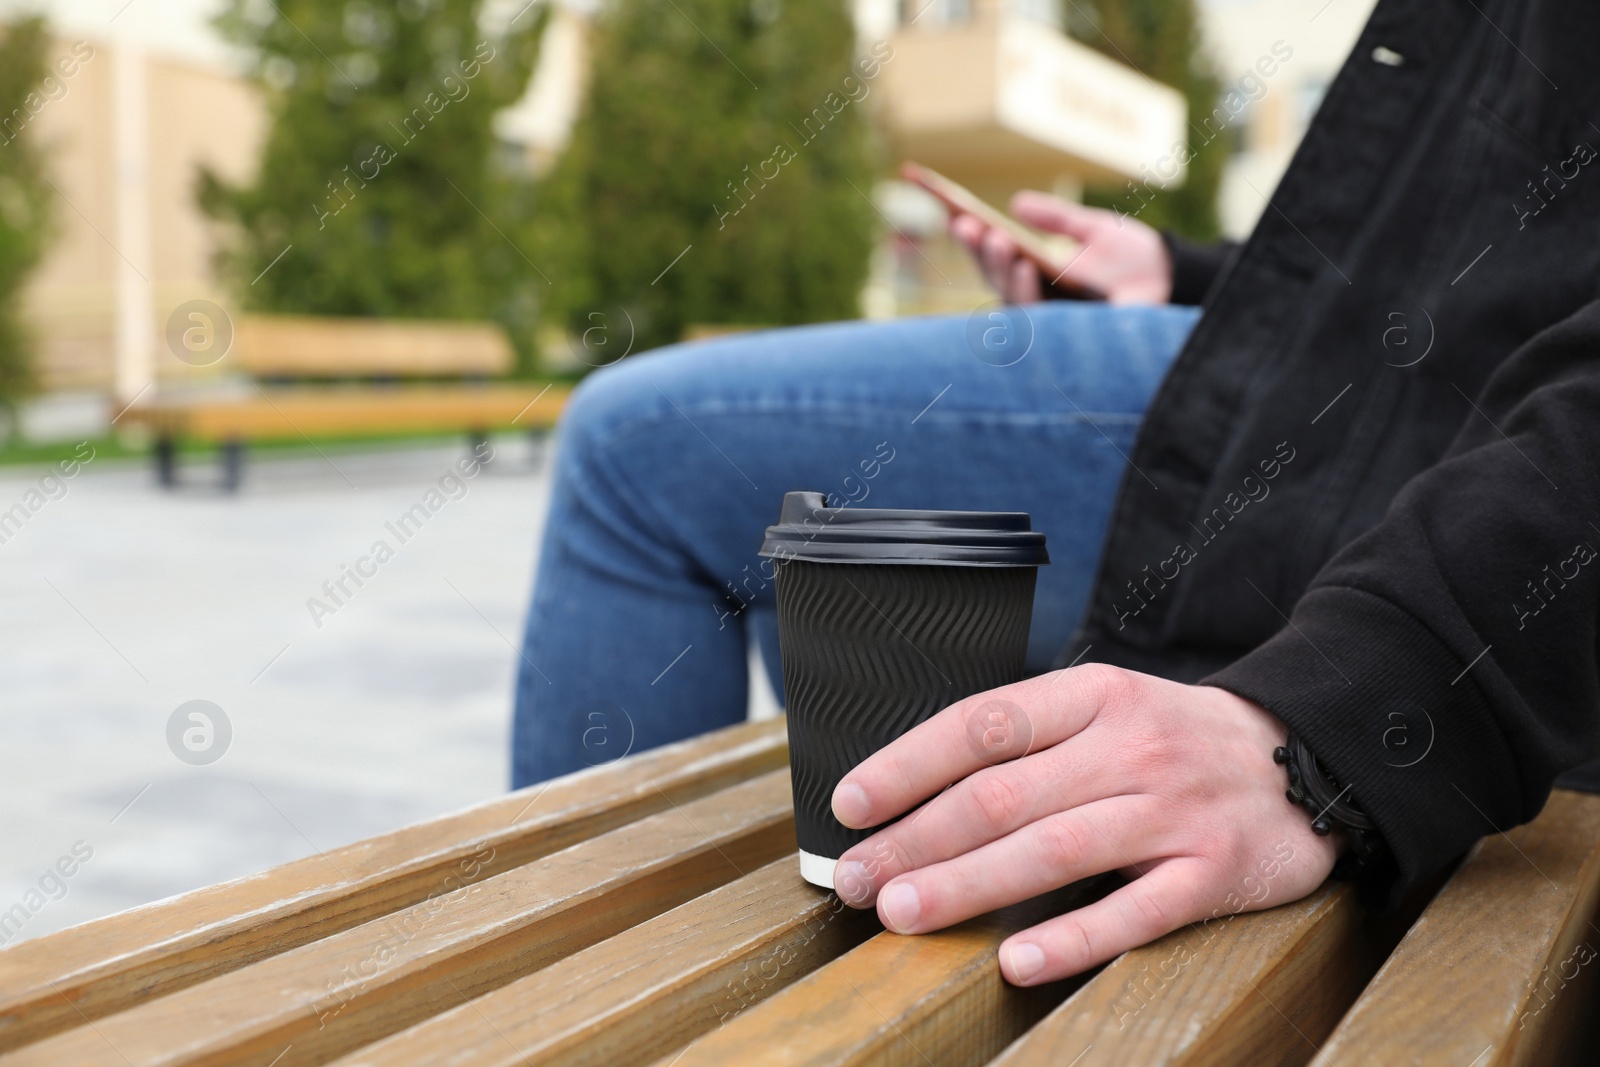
left=1312, top=788, right=1600, bottom=1067
left=989, top=882, right=1380, bottom=1067
left=331, top=856, right=880, bottom=1067
left=233, top=315, right=514, bottom=377
left=131, top=384, right=570, bottom=442
left=0, top=718, right=786, bottom=1052
left=0, top=770, right=797, bottom=1067
left=657, top=876, right=1118, bottom=1067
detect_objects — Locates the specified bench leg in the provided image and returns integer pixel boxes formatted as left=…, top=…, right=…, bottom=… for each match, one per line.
left=527, top=427, right=550, bottom=467
left=155, top=435, right=178, bottom=488
left=220, top=439, right=245, bottom=493
left=468, top=430, right=491, bottom=467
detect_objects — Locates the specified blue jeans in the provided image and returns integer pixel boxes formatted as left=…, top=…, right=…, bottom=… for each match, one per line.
left=511, top=302, right=1201, bottom=787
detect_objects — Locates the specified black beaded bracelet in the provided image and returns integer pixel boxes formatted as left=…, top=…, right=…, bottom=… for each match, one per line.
left=1273, top=732, right=1385, bottom=874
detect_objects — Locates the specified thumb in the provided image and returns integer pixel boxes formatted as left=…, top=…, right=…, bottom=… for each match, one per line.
left=1010, top=191, right=1108, bottom=239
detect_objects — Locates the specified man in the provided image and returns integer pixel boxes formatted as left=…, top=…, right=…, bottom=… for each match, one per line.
left=514, top=0, right=1600, bottom=986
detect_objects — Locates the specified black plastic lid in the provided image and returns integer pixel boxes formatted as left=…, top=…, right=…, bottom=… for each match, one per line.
left=758, top=490, right=1049, bottom=566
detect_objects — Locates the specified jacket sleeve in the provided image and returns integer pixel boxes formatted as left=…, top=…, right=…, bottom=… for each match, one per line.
left=1161, top=233, right=1241, bottom=306
left=1206, top=296, right=1600, bottom=909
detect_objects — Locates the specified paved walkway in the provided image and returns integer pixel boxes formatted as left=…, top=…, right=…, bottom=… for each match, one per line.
left=0, top=437, right=778, bottom=945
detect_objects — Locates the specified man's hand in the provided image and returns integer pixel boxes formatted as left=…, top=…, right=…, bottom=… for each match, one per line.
left=830, top=665, right=1339, bottom=986
left=950, top=191, right=1172, bottom=305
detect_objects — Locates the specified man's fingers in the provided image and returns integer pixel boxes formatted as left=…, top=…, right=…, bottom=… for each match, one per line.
left=949, top=211, right=985, bottom=251
left=980, top=226, right=1020, bottom=290
left=950, top=208, right=1049, bottom=301
left=1007, top=257, right=1041, bottom=302
left=833, top=667, right=1116, bottom=830
left=835, top=729, right=1132, bottom=905
left=1011, top=190, right=1102, bottom=238
left=998, top=858, right=1214, bottom=985
left=950, top=213, right=1012, bottom=296
left=867, top=796, right=1166, bottom=935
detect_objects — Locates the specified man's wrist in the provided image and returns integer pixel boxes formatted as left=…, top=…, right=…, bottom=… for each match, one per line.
left=1160, top=231, right=1238, bottom=306
left=1273, top=732, right=1387, bottom=876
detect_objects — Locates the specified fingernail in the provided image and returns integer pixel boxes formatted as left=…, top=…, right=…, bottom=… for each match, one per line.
left=880, top=882, right=921, bottom=933
left=833, top=783, right=871, bottom=827
left=834, top=860, right=874, bottom=906
left=1005, top=941, right=1046, bottom=984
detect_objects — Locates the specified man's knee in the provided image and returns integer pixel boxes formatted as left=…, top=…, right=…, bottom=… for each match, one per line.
left=556, top=358, right=664, bottom=466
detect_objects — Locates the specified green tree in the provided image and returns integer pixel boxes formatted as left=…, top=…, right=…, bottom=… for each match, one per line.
left=201, top=0, right=546, bottom=366
left=1070, top=0, right=1223, bottom=241
left=0, top=16, right=54, bottom=414
left=547, top=0, right=878, bottom=354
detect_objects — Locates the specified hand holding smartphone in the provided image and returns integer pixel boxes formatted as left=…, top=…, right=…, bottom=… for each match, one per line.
left=900, top=162, right=1101, bottom=299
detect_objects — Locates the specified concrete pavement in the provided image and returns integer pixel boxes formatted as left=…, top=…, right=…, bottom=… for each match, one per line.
left=0, top=435, right=788, bottom=945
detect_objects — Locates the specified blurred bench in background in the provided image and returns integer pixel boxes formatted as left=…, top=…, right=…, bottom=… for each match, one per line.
left=1, top=718, right=1597, bottom=1065
left=125, top=315, right=570, bottom=490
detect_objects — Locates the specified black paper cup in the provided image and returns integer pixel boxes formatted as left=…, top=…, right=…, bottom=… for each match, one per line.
left=759, top=490, right=1048, bottom=889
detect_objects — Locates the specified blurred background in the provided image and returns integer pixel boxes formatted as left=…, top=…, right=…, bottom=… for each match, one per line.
left=0, top=0, right=1374, bottom=943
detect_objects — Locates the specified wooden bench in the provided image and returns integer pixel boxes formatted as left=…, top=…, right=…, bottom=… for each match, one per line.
left=2, top=717, right=1597, bottom=1065
left=124, top=315, right=570, bottom=490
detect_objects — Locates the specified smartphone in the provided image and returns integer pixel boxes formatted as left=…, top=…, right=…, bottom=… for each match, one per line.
left=899, top=162, right=1099, bottom=298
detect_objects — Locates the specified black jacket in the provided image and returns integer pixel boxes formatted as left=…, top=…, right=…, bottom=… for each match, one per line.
left=1061, top=0, right=1600, bottom=907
